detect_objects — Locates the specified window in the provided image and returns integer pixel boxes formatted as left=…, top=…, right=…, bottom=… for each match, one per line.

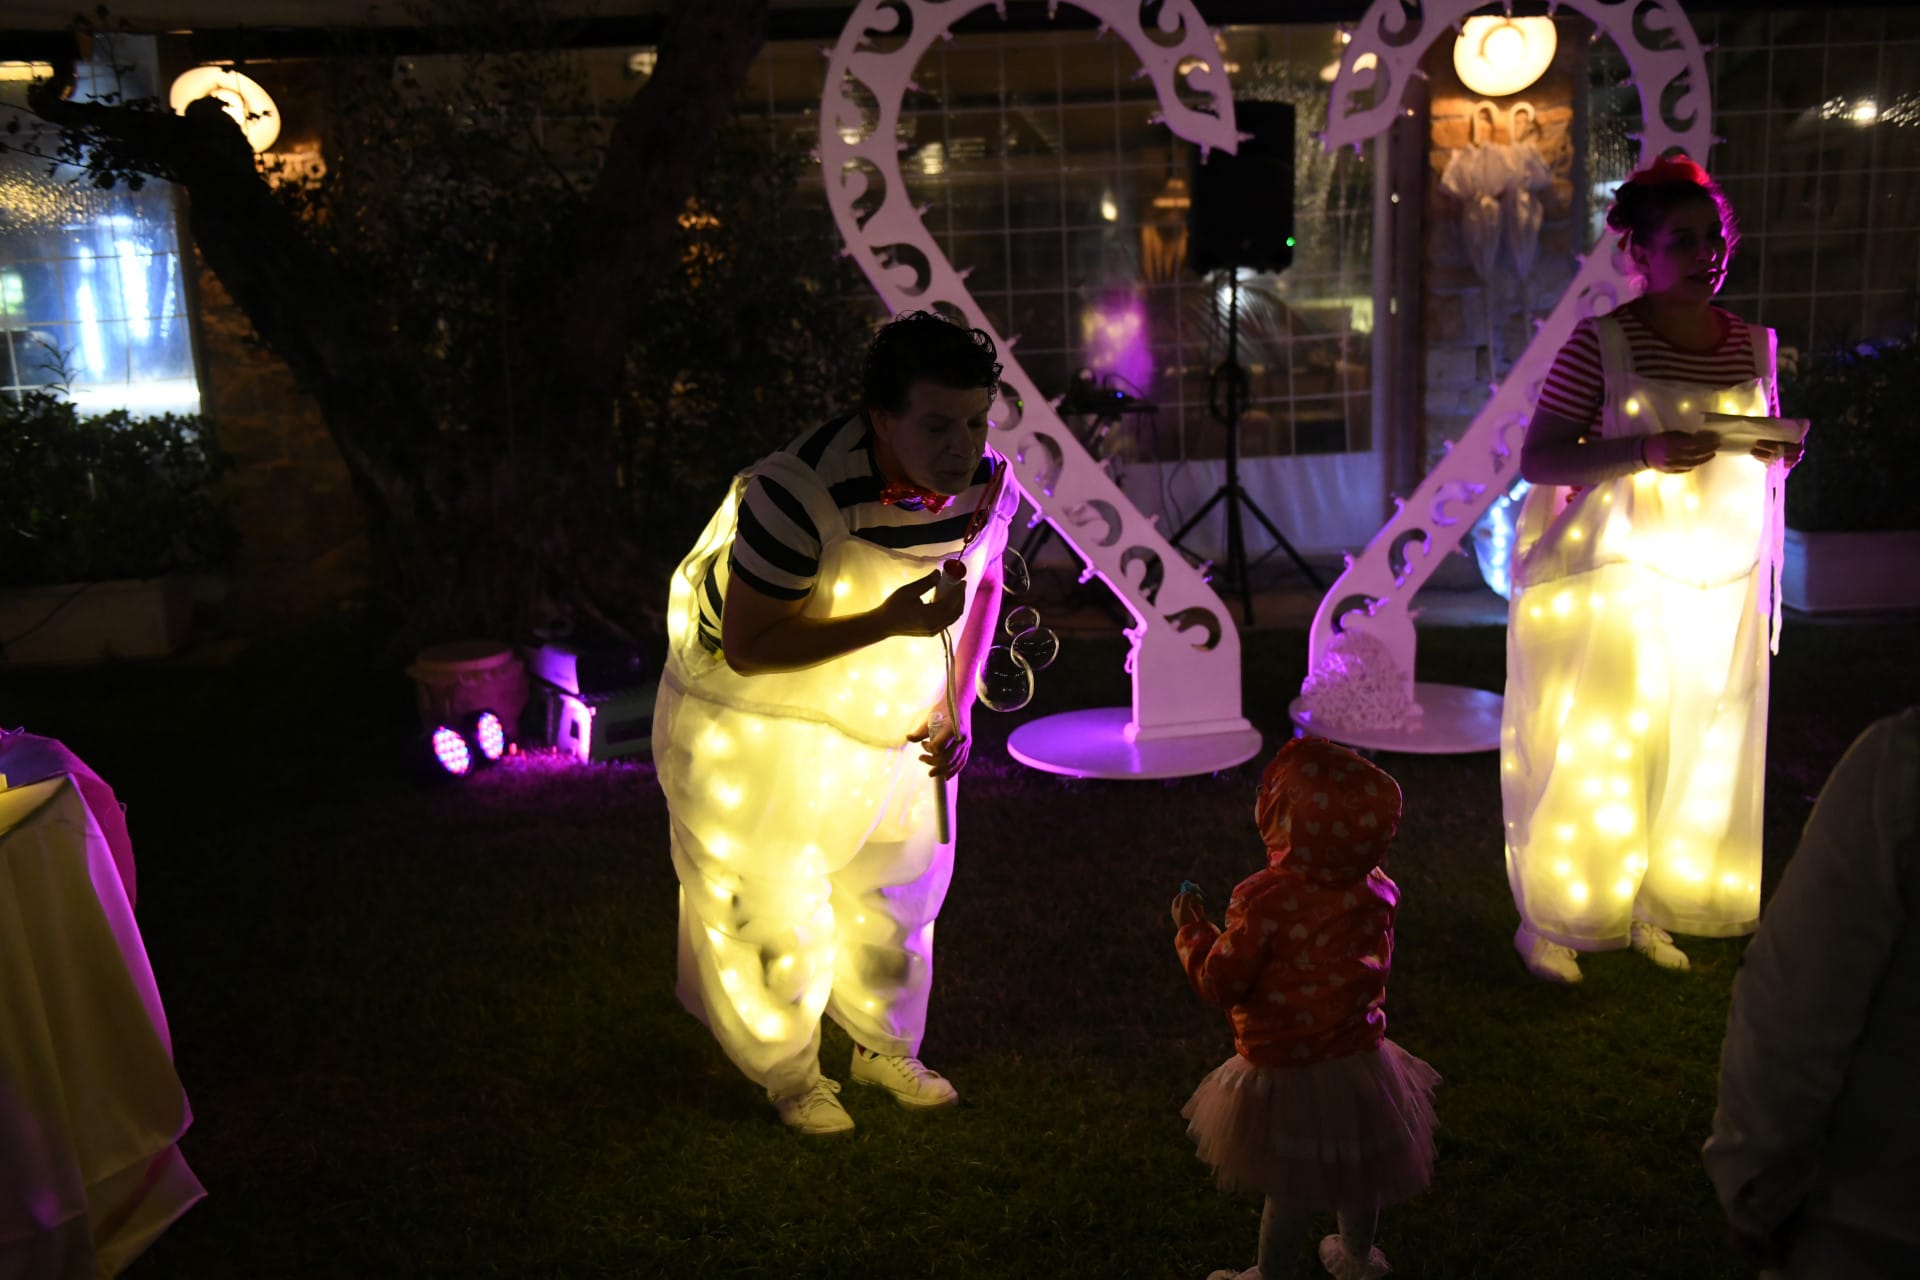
left=1589, top=7, right=1920, bottom=355
left=742, top=23, right=1377, bottom=462
left=1, top=42, right=200, bottom=416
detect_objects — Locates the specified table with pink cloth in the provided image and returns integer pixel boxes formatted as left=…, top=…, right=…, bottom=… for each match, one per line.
left=0, top=763, right=205, bottom=1277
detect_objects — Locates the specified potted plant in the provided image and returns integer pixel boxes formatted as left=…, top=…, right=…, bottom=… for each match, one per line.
left=0, top=389, right=238, bottom=664
left=1778, top=330, right=1920, bottom=614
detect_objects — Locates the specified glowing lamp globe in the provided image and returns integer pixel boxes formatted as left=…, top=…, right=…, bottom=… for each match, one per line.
left=169, top=65, right=280, bottom=152
left=1453, top=17, right=1557, bottom=99
left=428, top=725, right=472, bottom=777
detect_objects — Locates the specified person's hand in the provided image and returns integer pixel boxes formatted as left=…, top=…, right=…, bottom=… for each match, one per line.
left=877, top=570, right=966, bottom=638
left=1171, top=890, right=1206, bottom=928
left=1750, top=438, right=1805, bottom=469
left=1641, top=430, right=1720, bottom=473
left=908, top=709, right=970, bottom=779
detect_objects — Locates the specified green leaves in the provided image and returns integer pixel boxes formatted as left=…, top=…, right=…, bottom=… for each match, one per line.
left=0, top=392, right=238, bottom=586
left=1781, top=331, right=1920, bottom=533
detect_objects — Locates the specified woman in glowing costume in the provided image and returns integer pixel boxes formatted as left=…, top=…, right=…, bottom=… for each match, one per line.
left=654, top=312, right=1016, bottom=1132
left=1503, top=158, right=1804, bottom=984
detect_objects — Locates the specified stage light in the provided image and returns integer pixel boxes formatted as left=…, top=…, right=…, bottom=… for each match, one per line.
left=471, top=710, right=508, bottom=763
left=429, top=725, right=472, bottom=777
left=1453, top=17, right=1557, bottom=99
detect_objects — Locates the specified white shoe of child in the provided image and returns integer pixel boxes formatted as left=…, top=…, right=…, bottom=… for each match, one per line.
left=1630, top=919, right=1690, bottom=971
left=1514, top=923, right=1583, bottom=984
left=1318, top=1234, right=1391, bottom=1280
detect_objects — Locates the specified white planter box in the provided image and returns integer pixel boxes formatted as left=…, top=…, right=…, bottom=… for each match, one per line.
left=1782, top=527, right=1920, bottom=614
left=0, top=574, right=193, bottom=666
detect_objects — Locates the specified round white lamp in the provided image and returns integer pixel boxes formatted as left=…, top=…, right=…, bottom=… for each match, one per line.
left=1453, top=16, right=1558, bottom=98
left=168, top=66, right=280, bottom=153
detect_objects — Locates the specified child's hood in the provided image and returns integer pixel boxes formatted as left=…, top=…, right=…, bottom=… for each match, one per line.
left=1254, top=737, right=1403, bottom=883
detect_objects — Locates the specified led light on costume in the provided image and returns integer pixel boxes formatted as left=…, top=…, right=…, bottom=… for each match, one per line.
left=1503, top=315, right=1784, bottom=947
left=657, top=447, right=1017, bottom=1089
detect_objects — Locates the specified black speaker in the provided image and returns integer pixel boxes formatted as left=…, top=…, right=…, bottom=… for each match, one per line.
left=1187, top=100, right=1296, bottom=274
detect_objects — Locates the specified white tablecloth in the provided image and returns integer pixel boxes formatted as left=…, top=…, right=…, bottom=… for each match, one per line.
left=0, top=775, right=204, bottom=1278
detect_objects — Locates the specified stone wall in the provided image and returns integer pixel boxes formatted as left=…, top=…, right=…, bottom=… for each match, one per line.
left=1419, top=20, right=1587, bottom=474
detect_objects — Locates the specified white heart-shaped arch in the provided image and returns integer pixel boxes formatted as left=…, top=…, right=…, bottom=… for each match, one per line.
left=821, top=0, right=1264, bottom=776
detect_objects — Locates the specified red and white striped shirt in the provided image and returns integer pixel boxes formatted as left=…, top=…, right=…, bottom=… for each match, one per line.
left=1537, top=306, right=1778, bottom=429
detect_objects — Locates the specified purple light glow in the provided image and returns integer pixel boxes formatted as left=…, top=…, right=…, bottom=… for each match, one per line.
left=431, top=725, right=472, bottom=775
left=1080, top=294, right=1153, bottom=398
left=475, top=711, right=507, bottom=761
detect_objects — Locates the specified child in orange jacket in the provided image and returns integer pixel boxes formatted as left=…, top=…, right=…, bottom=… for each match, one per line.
left=1173, top=738, right=1439, bottom=1280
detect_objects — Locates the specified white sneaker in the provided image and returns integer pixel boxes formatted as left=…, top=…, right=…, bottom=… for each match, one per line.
left=1514, top=923, right=1583, bottom=984
left=771, top=1078, right=854, bottom=1135
left=1631, top=920, right=1690, bottom=971
left=1319, top=1234, right=1391, bottom=1279
left=850, top=1046, right=959, bottom=1108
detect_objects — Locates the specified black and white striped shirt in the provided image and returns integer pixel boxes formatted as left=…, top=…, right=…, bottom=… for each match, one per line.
left=696, top=412, right=1003, bottom=652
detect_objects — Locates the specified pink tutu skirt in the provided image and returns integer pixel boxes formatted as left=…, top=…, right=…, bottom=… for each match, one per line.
left=1181, top=1039, right=1440, bottom=1207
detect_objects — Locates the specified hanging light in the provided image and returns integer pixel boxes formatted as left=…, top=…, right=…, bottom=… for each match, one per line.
left=1453, top=16, right=1558, bottom=99
left=168, top=65, right=281, bottom=152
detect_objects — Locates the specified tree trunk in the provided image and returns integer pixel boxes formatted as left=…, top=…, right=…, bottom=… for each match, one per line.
left=23, top=0, right=772, bottom=641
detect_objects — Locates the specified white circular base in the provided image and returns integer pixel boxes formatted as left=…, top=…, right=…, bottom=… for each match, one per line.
left=1006, top=707, right=1263, bottom=780
left=1288, top=682, right=1504, bottom=755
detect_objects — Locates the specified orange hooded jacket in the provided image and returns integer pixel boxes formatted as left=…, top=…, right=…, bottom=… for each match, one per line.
left=1176, top=737, right=1404, bottom=1067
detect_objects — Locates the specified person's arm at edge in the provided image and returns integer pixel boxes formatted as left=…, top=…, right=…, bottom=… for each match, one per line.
left=720, top=568, right=959, bottom=676
left=1703, top=712, right=1919, bottom=1259
left=1519, top=408, right=1649, bottom=486
left=910, top=555, right=1002, bottom=779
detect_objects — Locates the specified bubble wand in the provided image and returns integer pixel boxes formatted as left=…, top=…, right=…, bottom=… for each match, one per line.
left=930, top=561, right=966, bottom=844
left=927, top=458, right=1008, bottom=844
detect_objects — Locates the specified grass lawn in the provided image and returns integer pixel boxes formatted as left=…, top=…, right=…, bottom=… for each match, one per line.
left=5, top=611, right=1916, bottom=1279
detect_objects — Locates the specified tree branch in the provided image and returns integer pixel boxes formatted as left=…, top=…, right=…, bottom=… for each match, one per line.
left=555, top=0, right=769, bottom=456
left=24, top=84, right=424, bottom=502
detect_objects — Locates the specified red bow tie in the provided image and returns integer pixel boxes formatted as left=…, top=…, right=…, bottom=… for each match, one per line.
left=877, top=479, right=953, bottom=514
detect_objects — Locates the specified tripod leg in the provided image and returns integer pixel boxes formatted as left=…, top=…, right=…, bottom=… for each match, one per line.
left=1235, top=486, right=1326, bottom=591
left=1019, top=518, right=1053, bottom=566
left=1225, top=484, right=1254, bottom=626
left=1169, top=487, right=1228, bottom=546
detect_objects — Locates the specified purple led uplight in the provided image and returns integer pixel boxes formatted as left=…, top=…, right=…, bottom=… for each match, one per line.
left=1080, top=293, right=1153, bottom=398
left=475, top=711, right=507, bottom=761
left=431, top=725, right=472, bottom=775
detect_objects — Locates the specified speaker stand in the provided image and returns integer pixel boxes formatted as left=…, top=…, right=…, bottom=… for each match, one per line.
left=1170, top=272, right=1324, bottom=626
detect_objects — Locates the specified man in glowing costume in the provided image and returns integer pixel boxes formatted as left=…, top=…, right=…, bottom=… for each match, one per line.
left=654, top=311, right=1015, bottom=1135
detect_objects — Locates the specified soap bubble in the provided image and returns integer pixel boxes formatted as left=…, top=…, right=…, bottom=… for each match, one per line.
left=976, top=644, right=1035, bottom=712
left=1005, top=605, right=1041, bottom=637
left=1011, top=624, right=1059, bottom=671
left=1000, top=548, right=1032, bottom=596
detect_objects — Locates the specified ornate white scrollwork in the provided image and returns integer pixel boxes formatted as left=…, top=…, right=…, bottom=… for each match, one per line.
left=1305, top=0, right=1713, bottom=732
left=821, top=1, right=1258, bottom=754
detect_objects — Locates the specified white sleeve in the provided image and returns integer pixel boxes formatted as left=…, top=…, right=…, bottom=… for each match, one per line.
left=1702, top=710, right=1920, bottom=1238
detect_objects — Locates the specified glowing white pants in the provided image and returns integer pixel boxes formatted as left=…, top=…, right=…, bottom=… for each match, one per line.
left=658, top=680, right=956, bottom=1096
left=1503, top=561, right=1767, bottom=948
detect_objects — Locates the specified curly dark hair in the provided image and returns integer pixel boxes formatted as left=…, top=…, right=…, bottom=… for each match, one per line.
left=861, top=310, right=1003, bottom=413
left=1605, top=153, right=1740, bottom=261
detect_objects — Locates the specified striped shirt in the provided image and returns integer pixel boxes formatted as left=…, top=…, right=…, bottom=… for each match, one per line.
left=1537, top=306, right=1778, bottom=429
left=696, top=412, right=1003, bottom=651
